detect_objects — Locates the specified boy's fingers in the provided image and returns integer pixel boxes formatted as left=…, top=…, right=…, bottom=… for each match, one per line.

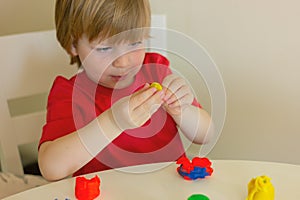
left=130, top=86, right=157, bottom=108
left=162, top=75, right=185, bottom=101
left=165, top=85, right=191, bottom=104
left=133, top=90, right=163, bottom=118
left=162, top=74, right=178, bottom=88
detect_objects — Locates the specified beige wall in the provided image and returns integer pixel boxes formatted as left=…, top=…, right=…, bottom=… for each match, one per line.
left=1, top=0, right=300, bottom=164
left=0, top=0, right=55, bottom=36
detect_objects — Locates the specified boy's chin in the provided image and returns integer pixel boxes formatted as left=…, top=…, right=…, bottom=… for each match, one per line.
left=100, top=80, right=131, bottom=90
left=112, top=77, right=135, bottom=89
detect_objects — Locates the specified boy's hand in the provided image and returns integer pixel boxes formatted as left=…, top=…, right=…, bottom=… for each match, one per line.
left=110, top=84, right=164, bottom=131
left=162, top=74, right=194, bottom=116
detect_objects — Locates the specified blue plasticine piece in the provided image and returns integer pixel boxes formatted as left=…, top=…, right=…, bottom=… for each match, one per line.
left=178, top=166, right=210, bottom=180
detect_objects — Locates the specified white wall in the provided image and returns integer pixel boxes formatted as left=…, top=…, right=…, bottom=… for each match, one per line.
left=150, top=0, right=300, bottom=164
left=0, top=0, right=299, bottom=164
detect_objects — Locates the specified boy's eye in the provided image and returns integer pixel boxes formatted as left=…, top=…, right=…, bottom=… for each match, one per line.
left=129, top=41, right=143, bottom=47
left=96, top=46, right=113, bottom=52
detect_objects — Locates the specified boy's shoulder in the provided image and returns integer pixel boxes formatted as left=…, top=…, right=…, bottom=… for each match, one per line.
left=51, top=75, right=77, bottom=90
left=48, top=72, right=96, bottom=100
left=47, top=76, right=75, bottom=100
left=141, top=53, right=172, bottom=82
left=144, top=52, right=169, bottom=66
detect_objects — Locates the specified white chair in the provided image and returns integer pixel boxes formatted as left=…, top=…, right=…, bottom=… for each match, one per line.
left=0, top=30, right=77, bottom=198
left=0, top=15, right=167, bottom=198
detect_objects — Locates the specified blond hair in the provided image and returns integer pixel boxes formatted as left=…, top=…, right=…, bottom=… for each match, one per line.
left=55, top=0, right=151, bottom=66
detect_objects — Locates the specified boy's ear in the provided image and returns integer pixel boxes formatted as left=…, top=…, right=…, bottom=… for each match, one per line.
left=70, top=43, right=78, bottom=56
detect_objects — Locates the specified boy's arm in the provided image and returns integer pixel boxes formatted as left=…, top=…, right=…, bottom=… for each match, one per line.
left=171, top=105, right=213, bottom=144
left=38, top=109, right=122, bottom=181
left=162, top=74, right=213, bottom=144
left=38, top=85, right=163, bottom=181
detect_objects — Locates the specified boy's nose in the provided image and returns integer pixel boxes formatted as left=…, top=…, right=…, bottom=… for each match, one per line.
left=112, top=54, right=130, bottom=68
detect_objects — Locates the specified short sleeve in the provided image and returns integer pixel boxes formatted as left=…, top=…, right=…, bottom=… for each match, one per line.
left=38, top=76, right=79, bottom=148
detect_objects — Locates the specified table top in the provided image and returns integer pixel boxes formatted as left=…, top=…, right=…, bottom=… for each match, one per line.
left=3, top=160, right=300, bottom=200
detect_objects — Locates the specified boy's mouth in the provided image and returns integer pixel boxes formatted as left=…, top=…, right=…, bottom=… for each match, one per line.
left=111, top=74, right=128, bottom=82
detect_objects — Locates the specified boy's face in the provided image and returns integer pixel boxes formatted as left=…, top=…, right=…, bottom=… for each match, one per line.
left=71, top=34, right=146, bottom=89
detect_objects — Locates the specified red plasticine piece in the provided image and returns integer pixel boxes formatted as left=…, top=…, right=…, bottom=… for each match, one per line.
left=176, top=157, right=194, bottom=173
left=192, top=157, right=211, bottom=168
left=75, top=175, right=101, bottom=200
left=192, top=157, right=214, bottom=175
left=176, top=156, right=214, bottom=180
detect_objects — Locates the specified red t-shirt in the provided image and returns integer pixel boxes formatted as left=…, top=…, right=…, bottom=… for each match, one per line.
left=39, top=53, right=200, bottom=176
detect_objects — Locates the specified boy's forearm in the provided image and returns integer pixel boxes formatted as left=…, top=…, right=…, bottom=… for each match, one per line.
left=172, top=105, right=213, bottom=144
left=79, top=109, right=123, bottom=156
left=38, top=109, right=122, bottom=181
left=38, top=130, right=92, bottom=181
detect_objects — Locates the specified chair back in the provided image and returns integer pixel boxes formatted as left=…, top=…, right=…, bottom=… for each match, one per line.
left=0, top=30, right=77, bottom=176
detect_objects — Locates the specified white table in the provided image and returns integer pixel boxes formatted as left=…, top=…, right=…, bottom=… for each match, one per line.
left=3, top=160, right=300, bottom=199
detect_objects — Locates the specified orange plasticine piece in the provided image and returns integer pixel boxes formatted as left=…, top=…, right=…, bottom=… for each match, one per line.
left=75, top=175, right=101, bottom=200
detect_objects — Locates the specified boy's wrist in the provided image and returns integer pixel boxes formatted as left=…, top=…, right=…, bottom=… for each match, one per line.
left=98, top=109, right=123, bottom=140
left=76, top=109, right=124, bottom=158
left=167, top=104, right=192, bottom=125
left=169, top=111, right=181, bottom=124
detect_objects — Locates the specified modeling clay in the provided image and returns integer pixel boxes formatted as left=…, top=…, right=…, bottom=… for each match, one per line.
left=75, top=175, right=101, bottom=200
left=176, top=156, right=213, bottom=180
left=188, top=194, right=210, bottom=200
left=246, top=175, right=274, bottom=200
left=150, top=82, right=162, bottom=91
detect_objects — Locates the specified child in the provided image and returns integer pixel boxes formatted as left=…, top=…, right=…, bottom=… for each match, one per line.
left=38, top=0, right=212, bottom=181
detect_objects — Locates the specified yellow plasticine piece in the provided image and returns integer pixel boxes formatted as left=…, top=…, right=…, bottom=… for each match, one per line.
left=246, top=175, right=274, bottom=200
left=150, top=82, right=162, bottom=91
